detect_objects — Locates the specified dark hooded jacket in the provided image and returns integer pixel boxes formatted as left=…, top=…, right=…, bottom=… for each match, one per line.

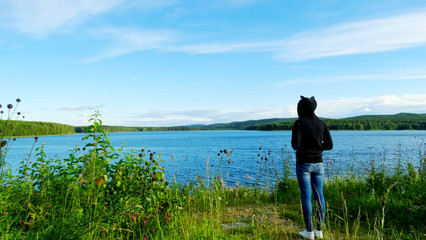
left=291, top=96, right=333, bottom=163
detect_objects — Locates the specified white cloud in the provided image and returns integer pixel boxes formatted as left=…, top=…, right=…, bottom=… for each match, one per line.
left=118, top=94, right=426, bottom=126
left=58, top=105, right=104, bottom=111
left=83, top=27, right=178, bottom=62
left=0, top=0, right=177, bottom=38
left=277, top=71, right=426, bottom=86
left=117, top=106, right=296, bottom=126
left=220, top=0, right=261, bottom=6
left=177, top=11, right=426, bottom=61
left=77, top=113, right=90, bottom=118
left=277, top=11, right=426, bottom=61
left=1, top=0, right=124, bottom=37
left=318, top=94, right=426, bottom=118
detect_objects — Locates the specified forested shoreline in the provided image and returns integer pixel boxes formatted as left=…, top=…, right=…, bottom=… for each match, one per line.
left=2, top=113, right=426, bottom=137
left=0, top=120, right=75, bottom=137
left=247, top=118, right=426, bottom=131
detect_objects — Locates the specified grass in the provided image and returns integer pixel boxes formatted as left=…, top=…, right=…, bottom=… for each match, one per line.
left=1, top=106, right=425, bottom=239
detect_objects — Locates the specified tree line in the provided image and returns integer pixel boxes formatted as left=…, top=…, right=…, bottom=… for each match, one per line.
left=0, top=120, right=75, bottom=137
left=246, top=118, right=426, bottom=131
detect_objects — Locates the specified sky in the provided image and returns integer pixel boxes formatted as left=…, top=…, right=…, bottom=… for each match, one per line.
left=1, top=0, right=426, bottom=127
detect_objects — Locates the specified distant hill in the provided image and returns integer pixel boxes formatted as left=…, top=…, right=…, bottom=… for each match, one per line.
left=77, top=113, right=426, bottom=132
left=247, top=113, right=426, bottom=131
left=345, top=113, right=426, bottom=120
left=197, top=118, right=297, bottom=130
left=4, top=113, right=424, bottom=137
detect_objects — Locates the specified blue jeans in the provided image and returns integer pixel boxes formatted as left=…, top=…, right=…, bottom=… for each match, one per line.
left=296, top=163, right=325, bottom=232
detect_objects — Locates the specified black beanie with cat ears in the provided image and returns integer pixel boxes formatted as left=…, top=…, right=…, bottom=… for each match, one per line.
left=297, top=96, right=317, bottom=118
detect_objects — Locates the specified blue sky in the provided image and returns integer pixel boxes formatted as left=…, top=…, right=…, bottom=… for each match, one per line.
left=1, top=0, right=426, bottom=127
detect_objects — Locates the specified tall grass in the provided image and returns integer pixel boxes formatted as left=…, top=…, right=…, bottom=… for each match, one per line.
left=1, top=101, right=425, bottom=239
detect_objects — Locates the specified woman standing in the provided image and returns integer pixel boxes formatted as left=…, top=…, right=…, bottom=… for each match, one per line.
left=291, top=96, right=333, bottom=239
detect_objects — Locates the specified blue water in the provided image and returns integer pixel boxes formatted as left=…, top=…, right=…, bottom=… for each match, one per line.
left=2, top=130, right=425, bottom=185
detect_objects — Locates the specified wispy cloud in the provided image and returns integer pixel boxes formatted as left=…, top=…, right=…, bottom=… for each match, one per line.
left=82, top=27, right=178, bottom=62
left=90, top=11, right=426, bottom=62
left=118, top=106, right=295, bottom=126
left=220, top=0, right=262, bottom=7
left=319, top=94, right=426, bottom=117
left=0, top=0, right=124, bottom=37
left=277, top=71, right=426, bottom=86
left=58, top=105, right=104, bottom=111
left=116, top=94, right=426, bottom=126
left=277, top=11, right=426, bottom=61
left=0, top=0, right=176, bottom=38
left=178, top=11, right=426, bottom=60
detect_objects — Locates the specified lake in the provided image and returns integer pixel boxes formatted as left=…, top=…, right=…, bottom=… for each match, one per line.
left=3, top=130, right=425, bottom=185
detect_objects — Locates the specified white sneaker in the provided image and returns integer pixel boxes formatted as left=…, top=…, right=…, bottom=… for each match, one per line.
left=299, top=230, right=314, bottom=239
left=314, top=229, right=323, bottom=239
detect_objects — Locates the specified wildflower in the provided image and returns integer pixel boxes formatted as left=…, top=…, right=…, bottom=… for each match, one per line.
left=165, top=220, right=168, bottom=224
left=135, top=212, right=139, bottom=215
left=224, top=149, right=227, bottom=154
left=82, top=147, right=86, bottom=150
left=382, top=198, right=386, bottom=206
left=7, top=104, right=13, bottom=109
left=151, top=229, right=155, bottom=233
left=4, top=212, right=8, bottom=215
left=146, top=197, right=151, bottom=201
left=20, top=220, right=25, bottom=224
left=259, top=147, right=262, bottom=150
left=102, top=228, right=107, bottom=232
left=13, top=138, right=16, bottom=141
left=143, top=221, right=148, bottom=225
left=17, top=112, right=21, bottom=115
left=34, top=137, right=38, bottom=142
left=125, top=213, right=129, bottom=216
left=165, top=216, right=169, bottom=220
left=1, top=140, right=7, bottom=148
left=16, top=98, right=21, bottom=103
left=131, top=216, right=136, bottom=220
left=157, top=210, right=161, bottom=213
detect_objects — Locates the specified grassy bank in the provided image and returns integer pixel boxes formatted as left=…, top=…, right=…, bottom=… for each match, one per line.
left=1, top=113, right=424, bottom=239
